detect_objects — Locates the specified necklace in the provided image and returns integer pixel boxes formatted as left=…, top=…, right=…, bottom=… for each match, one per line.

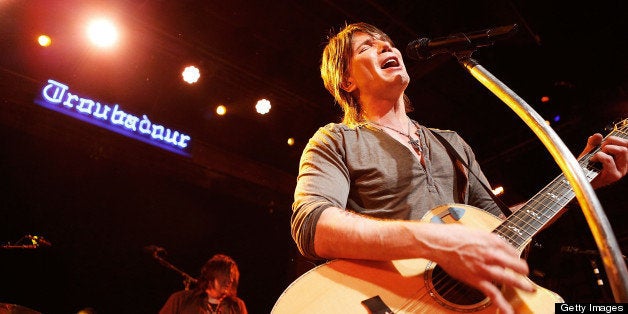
left=371, top=119, right=422, bottom=152
left=206, top=300, right=221, bottom=314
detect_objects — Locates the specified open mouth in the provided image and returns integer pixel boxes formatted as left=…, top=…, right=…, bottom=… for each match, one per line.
left=381, top=57, right=399, bottom=69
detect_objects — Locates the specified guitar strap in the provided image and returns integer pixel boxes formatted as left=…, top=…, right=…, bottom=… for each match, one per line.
left=429, top=129, right=513, bottom=217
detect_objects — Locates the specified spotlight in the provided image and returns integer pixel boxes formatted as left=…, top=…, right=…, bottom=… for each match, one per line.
left=86, top=18, right=118, bottom=48
left=38, top=35, right=52, bottom=47
left=216, top=105, right=227, bottom=116
left=182, top=65, right=200, bottom=84
left=255, top=99, right=271, bottom=115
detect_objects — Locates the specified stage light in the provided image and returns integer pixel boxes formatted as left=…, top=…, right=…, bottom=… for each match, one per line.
left=541, top=96, right=550, bottom=103
left=255, top=99, right=271, bottom=115
left=492, top=186, right=504, bottom=196
left=38, top=35, right=52, bottom=47
left=216, top=105, right=226, bottom=116
left=182, top=65, right=200, bottom=84
left=287, top=138, right=295, bottom=146
left=553, top=115, right=561, bottom=122
left=86, top=19, right=118, bottom=48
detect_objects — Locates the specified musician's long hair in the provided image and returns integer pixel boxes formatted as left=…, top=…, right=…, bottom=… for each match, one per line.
left=320, top=22, right=412, bottom=127
left=197, top=253, right=240, bottom=297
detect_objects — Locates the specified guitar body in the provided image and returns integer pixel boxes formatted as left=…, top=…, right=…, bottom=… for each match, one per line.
left=272, top=204, right=563, bottom=313
left=273, top=119, right=628, bottom=313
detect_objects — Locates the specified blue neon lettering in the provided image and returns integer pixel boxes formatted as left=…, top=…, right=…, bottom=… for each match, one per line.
left=110, top=105, right=126, bottom=125
left=38, top=79, right=191, bottom=154
left=42, top=80, right=68, bottom=103
left=76, top=98, right=95, bottom=114
left=163, top=129, right=179, bottom=144
left=178, top=134, right=191, bottom=148
left=92, top=102, right=110, bottom=120
left=151, top=124, right=164, bottom=140
left=138, top=115, right=151, bottom=134
left=123, top=114, right=139, bottom=131
left=63, top=93, right=78, bottom=108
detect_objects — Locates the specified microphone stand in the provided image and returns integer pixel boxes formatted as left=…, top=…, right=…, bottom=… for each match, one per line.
left=450, top=49, right=628, bottom=302
left=0, top=235, right=51, bottom=250
left=0, top=244, right=40, bottom=249
left=150, top=253, right=198, bottom=291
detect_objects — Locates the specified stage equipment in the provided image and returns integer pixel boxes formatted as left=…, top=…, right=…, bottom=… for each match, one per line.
left=144, top=244, right=198, bottom=290
left=0, top=234, right=52, bottom=250
left=406, top=24, right=518, bottom=61
left=406, top=25, right=628, bottom=301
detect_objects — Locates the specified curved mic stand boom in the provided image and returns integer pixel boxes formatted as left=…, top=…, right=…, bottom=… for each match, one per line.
left=151, top=253, right=198, bottom=291
left=451, top=49, right=628, bottom=302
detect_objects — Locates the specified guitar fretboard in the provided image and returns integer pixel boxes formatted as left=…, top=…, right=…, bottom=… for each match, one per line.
left=493, top=120, right=627, bottom=250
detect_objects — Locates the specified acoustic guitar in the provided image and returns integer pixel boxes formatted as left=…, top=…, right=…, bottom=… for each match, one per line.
left=272, top=118, right=626, bottom=313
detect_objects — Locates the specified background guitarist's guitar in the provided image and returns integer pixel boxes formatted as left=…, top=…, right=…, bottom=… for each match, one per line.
left=272, top=118, right=627, bottom=313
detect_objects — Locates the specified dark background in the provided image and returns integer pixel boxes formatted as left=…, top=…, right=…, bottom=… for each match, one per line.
left=1, top=1, right=626, bottom=313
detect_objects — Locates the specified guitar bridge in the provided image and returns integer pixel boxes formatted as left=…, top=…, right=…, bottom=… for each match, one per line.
left=361, top=295, right=394, bottom=314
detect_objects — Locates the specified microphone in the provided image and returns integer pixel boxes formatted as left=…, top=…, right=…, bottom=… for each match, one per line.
left=143, top=245, right=167, bottom=255
left=406, top=24, right=519, bottom=60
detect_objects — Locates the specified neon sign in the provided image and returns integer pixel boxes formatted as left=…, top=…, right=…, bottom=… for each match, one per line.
left=36, top=79, right=191, bottom=156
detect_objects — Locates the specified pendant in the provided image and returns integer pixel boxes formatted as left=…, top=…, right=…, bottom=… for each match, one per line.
left=408, top=138, right=422, bottom=152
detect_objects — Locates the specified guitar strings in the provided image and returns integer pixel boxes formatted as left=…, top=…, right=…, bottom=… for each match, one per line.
left=396, top=263, right=488, bottom=312
left=507, top=124, right=626, bottom=248
left=416, top=169, right=584, bottom=309
left=397, top=284, right=437, bottom=312
left=362, top=122, right=628, bottom=313
left=396, top=122, right=627, bottom=312
left=404, top=163, right=581, bottom=309
left=495, top=123, right=627, bottom=251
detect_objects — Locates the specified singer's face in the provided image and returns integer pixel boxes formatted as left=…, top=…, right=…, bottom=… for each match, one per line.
left=344, top=32, right=409, bottom=98
left=206, top=276, right=233, bottom=299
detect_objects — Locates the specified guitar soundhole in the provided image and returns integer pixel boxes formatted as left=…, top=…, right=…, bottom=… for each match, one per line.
left=427, top=263, right=490, bottom=310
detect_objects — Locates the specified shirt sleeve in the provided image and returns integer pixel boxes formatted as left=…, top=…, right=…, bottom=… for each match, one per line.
left=291, top=125, right=351, bottom=260
left=236, top=297, right=248, bottom=314
left=158, top=292, right=181, bottom=314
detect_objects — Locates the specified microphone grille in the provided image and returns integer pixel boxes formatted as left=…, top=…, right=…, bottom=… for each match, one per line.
left=414, top=37, right=431, bottom=48
left=406, top=37, right=431, bottom=60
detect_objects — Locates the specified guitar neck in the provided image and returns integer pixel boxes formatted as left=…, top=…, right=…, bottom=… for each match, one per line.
left=493, top=121, right=627, bottom=250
